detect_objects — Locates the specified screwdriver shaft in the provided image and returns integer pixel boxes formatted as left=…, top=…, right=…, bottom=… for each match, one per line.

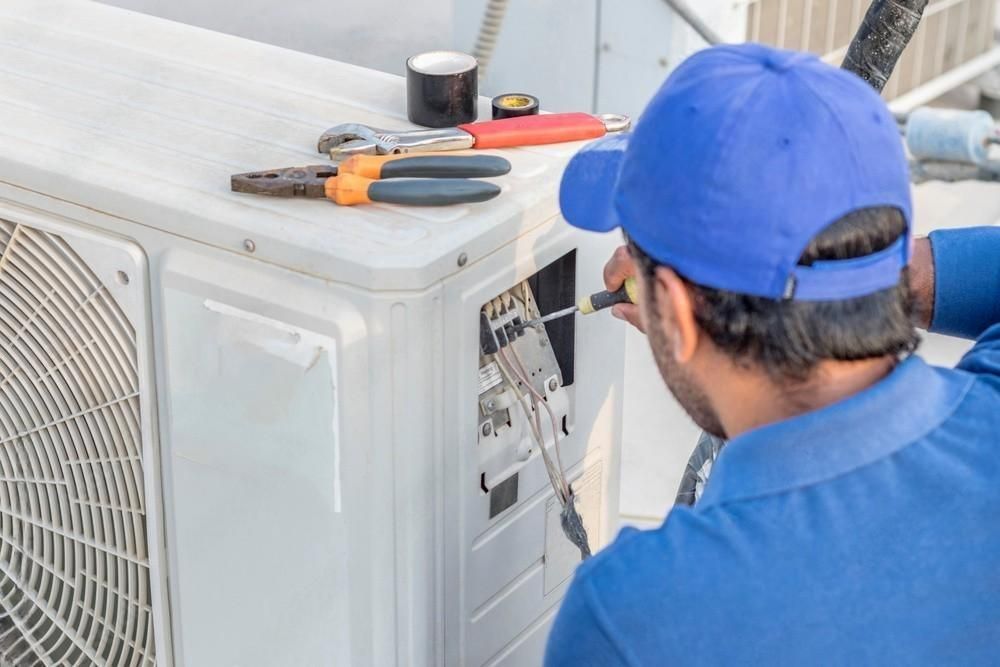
left=532, top=306, right=579, bottom=326
left=517, top=278, right=638, bottom=330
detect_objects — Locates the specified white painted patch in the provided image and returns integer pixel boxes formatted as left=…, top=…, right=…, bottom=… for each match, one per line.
left=203, top=299, right=342, bottom=512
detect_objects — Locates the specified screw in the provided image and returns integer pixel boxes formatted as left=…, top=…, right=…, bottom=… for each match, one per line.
left=457, top=252, right=468, bottom=267
left=548, top=378, right=559, bottom=392
left=244, top=239, right=256, bottom=253
left=485, top=399, right=497, bottom=412
left=482, top=422, right=493, bottom=437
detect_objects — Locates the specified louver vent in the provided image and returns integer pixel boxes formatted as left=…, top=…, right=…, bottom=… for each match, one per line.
left=0, top=220, right=153, bottom=666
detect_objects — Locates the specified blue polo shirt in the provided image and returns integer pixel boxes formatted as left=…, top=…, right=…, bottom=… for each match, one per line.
left=545, top=227, right=1000, bottom=666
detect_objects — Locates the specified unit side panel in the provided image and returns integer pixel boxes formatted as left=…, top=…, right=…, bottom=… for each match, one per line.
left=154, top=248, right=381, bottom=667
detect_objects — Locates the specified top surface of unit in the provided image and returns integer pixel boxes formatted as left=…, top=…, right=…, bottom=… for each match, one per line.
left=0, top=0, right=587, bottom=291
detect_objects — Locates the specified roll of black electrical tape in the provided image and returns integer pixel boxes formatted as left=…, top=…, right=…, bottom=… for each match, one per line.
left=492, top=93, right=540, bottom=120
left=406, top=51, right=479, bottom=128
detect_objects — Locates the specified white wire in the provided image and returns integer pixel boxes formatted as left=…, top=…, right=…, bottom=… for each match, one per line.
left=497, top=352, right=544, bottom=446
left=517, top=282, right=569, bottom=480
left=497, top=348, right=570, bottom=504
left=517, top=283, right=548, bottom=466
left=509, top=342, right=567, bottom=479
left=496, top=348, right=566, bottom=502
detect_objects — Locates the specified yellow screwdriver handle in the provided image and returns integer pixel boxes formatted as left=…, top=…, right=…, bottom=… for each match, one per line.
left=577, top=277, right=638, bottom=315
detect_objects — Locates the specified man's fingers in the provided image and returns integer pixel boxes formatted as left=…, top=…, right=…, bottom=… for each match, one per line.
left=612, top=304, right=645, bottom=334
left=604, top=246, right=635, bottom=291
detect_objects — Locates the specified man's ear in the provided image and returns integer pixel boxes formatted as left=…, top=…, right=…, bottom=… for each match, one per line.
left=653, top=267, right=700, bottom=364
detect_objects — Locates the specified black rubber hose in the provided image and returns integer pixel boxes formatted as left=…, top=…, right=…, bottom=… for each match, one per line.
left=842, top=0, right=930, bottom=92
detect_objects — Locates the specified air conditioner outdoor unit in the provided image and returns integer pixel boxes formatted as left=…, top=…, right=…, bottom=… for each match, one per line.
left=0, top=1, right=625, bottom=665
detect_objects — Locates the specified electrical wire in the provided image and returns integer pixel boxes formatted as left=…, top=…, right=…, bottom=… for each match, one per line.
left=518, top=282, right=569, bottom=477
left=508, top=343, right=567, bottom=478
left=496, top=286, right=591, bottom=559
left=496, top=348, right=570, bottom=504
left=497, top=353, right=568, bottom=505
left=497, top=347, right=567, bottom=501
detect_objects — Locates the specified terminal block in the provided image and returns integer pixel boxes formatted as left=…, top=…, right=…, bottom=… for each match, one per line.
left=479, top=291, right=528, bottom=355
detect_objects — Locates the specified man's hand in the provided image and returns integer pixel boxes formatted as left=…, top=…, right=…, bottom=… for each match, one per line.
left=604, top=246, right=645, bottom=333
left=910, top=237, right=935, bottom=330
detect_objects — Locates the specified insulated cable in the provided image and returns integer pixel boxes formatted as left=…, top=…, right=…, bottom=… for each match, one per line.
left=508, top=342, right=568, bottom=480
left=518, top=282, right=570, bottom=477
left=500, top=345, right=591, bottom=559
left=496, top=348, right=570, bottom=504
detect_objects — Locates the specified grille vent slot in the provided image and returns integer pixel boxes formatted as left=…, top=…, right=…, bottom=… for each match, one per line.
left=0, top=220, right=153, bottom=666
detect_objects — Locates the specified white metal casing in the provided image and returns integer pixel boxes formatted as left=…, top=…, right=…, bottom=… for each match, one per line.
left=0, top=1, right=625, bottom=665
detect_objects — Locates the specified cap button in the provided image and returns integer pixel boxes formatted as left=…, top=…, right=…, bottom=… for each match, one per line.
left=763, top=52, right=798, bottom=72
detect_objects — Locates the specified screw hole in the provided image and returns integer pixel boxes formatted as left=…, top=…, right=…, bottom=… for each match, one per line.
left=115, top=271, right=130, bottom=286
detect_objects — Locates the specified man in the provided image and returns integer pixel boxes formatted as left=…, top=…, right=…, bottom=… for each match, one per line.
left=545, top=43, right=1000, bottom=665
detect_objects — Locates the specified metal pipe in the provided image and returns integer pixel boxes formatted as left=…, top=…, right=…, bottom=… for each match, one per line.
left=661, top=0, right=723, bottom=46
left=842, top=0, right=930, bottom=92
left=890, top=46, right=1000, bottom=114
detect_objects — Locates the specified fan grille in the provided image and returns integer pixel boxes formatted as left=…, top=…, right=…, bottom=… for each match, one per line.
left=0, top=221, right=154, bottom=666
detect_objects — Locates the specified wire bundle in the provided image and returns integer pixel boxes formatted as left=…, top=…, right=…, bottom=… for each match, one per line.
left=488, top=283, right=592, bottom=559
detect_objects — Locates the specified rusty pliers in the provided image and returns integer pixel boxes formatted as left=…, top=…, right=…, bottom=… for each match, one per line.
left=318, top=112, right=631, bottom=160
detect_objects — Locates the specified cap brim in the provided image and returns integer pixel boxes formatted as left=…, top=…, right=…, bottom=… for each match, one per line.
left=559, top=133, right=630, bottom=233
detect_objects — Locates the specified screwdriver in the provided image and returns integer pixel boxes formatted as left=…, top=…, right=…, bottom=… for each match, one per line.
left=518, top=277, right=638, bottom=329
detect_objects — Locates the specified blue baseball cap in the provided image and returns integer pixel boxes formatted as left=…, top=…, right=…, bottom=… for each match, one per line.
left=561, top=43, right=912, bottom=301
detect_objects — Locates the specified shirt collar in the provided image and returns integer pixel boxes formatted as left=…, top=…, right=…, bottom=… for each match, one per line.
left=698, top=356, right=974, bottom=508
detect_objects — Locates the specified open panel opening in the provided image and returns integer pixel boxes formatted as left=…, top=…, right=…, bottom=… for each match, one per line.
left=476, top=251, right=577, bottom=520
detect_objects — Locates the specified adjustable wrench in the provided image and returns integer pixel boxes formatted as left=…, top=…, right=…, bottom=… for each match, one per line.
left=318, top=113, right=631, bottom=160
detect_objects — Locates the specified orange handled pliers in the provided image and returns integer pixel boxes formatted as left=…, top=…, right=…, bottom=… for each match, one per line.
left=231, top=154, right=510, bottom=206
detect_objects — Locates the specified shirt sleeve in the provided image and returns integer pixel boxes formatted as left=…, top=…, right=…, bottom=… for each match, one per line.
left=928, top=227, right=1000, bottom=340
left=544, top=576, right=631, bottom=667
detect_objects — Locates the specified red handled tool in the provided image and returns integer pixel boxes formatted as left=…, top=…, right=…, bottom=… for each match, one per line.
left=317, top=113, right=631, bottom=160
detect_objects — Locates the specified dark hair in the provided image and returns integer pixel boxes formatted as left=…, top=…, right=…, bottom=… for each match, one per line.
left=630, top=207, right=919, bottom=382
